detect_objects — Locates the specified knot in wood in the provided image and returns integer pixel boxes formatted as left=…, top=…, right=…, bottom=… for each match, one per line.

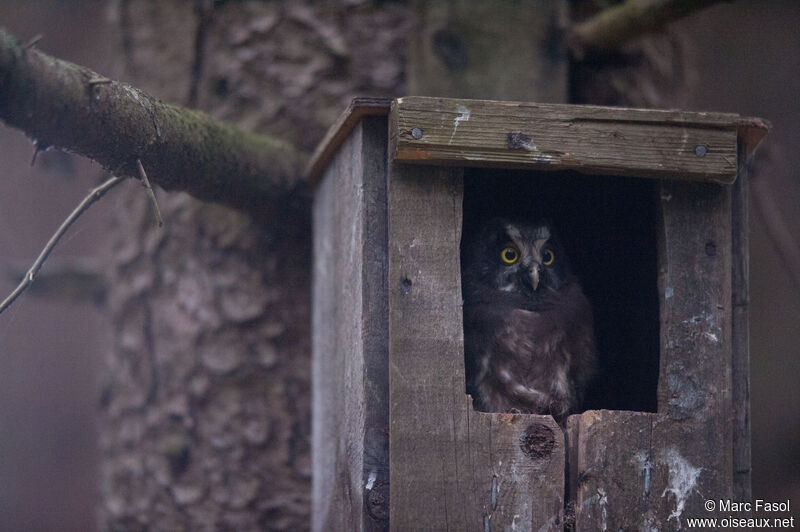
left=519, top=423, right=555, bottom=460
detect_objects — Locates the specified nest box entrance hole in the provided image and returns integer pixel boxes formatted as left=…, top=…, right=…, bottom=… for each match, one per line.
left=461, top=169, right=660, bottom=414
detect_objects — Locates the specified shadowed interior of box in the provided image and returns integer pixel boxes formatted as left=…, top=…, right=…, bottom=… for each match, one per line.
left=462, top=169, right=660, bottom=413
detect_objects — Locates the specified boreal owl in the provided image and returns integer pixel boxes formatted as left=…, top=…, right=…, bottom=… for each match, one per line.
left=462, top=218, right=596, bottom=422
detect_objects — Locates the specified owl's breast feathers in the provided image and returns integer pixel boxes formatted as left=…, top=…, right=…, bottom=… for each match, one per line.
left=464, top=276, right=596, bottom=421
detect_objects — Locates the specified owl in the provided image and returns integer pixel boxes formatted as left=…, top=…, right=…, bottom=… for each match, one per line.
left=461, top=218, right=596, bottom=422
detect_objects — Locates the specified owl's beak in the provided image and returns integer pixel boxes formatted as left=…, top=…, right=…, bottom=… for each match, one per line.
left=528, top=266, right=540, bottom=292
left=518, top=265, right=541, bottom=294
left=530, top=267, right=540, bottom=291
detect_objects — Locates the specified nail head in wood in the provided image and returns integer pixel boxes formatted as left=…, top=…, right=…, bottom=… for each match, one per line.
left=400, top=277, right=412, bottom=295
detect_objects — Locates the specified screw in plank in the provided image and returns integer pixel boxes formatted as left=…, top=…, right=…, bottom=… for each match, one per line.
left=411, top=127, right=423, bottom=140
left=400, top=277, right=412, bottom=295
left=695, top=144, right=708, bottom=157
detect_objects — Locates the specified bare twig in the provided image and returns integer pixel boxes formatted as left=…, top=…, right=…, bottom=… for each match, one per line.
left=137, top=159, right=163, bottom=227
left=0, top=176, right=124, bottom=316
left=569, top=0, right=726, bottom=60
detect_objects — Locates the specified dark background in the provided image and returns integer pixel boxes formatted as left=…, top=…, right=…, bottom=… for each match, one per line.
left=0, top=1, right=798, bottom=530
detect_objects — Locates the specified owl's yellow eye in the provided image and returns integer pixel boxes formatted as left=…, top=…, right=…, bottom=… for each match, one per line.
left=542, top=249, right=555, bottom=266
left=501, top=247, right=519, bottom=264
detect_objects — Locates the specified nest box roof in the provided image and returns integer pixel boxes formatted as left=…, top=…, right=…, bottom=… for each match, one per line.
left=306, top=96, right=769, bottom=186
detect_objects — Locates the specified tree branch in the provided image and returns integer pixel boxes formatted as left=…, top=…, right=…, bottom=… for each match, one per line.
left=0, top=29, right=308, bottom=216
left=0, top=176, right=123, bottom=315
left=569, top=0, right=728, bottom=60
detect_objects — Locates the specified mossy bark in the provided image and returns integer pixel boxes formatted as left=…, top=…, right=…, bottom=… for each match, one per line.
left=0, top=29, right=305, bottom=218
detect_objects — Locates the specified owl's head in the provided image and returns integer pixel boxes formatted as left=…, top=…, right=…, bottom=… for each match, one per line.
left=462, top=218, right=571, bottom=302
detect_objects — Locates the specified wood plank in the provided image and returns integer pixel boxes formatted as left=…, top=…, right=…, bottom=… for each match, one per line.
left=656, top=180, right=732, bottom=423
left=731, top=140, right=751, bottom=502
left=312, top=116, right=390, bottom=531
left=306, top=97, right=391, bottom=186
left=390, top=96, right=741, bottom=183
left=567, top=411, right=733, bottom=531
left=306, top=98, right=768, bottom=188
left=388, top=164, right=564, bottom=531
left=360, top=117, right=391, bottom=529
left=567, top=412, right=657, bottom=532
left=655, top=179, right=733, bottom=522
left=407, top=0, right=567, bottom=103
left=737, top=116, right=771, bottom=159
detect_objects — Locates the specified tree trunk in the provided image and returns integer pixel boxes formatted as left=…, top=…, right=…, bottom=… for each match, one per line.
left=98, top=2, right=409, bottom=530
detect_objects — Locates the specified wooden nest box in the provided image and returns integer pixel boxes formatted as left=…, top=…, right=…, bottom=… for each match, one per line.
left=307, top=96, right=768, bottom=531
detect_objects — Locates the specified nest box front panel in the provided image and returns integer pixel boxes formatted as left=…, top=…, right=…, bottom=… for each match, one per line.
left=387, top=163, right=566, bottom=531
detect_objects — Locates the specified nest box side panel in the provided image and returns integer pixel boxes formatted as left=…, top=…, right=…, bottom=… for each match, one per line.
left=312, top=116, right=390, bottom=532
left=731, top=141, right=751, bottom=501
left=388, top=163, right=565, bottom=531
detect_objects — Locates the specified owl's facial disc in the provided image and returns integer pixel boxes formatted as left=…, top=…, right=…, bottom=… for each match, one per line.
left=477, top=221, right=567, bottom=296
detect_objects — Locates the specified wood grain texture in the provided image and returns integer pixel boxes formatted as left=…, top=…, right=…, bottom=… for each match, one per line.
left=656, top=180, right=732, bottom=423
left=731, top=141, right=751, bottom=502
left=388, top=164, right=564, bottom=531
left=305, top=97, right=391, bottom=186
left=567, top=411, right=729, bottom=531
left=312, top=117, right=389, bottom=531
left=390, top=96, right=741, bottom=183
left=655, top=179, right=733, bottom=521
